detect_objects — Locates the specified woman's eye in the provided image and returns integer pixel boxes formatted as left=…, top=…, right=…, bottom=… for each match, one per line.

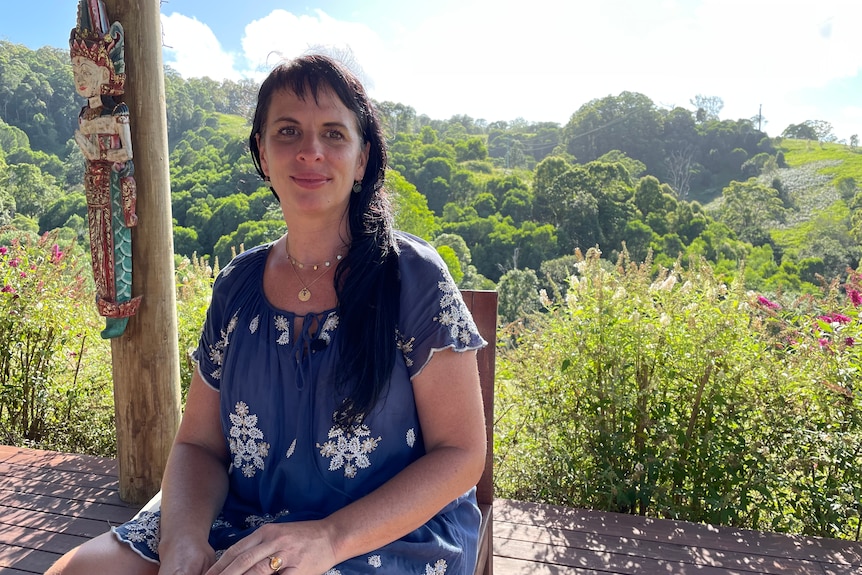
left=278, top=127, right=297, bottom=136
left=325, top=130, right=344, bottom=140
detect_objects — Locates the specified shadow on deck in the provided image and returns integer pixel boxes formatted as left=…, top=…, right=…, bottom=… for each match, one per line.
left=1, top=445, right=860, bottom=575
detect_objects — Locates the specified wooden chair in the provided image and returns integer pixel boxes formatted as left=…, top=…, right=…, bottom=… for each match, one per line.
left=461, top=290, right=497, bottom=575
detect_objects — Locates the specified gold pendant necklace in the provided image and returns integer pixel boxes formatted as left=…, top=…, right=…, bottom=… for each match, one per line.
left=285, top=237, right=343, bottom=302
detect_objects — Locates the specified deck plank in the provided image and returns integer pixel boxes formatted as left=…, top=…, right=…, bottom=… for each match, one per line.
left=1, top=446, right=861, bottom=575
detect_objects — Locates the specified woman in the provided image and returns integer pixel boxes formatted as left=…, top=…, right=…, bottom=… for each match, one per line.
left=47, top=54, right=487, bottom=575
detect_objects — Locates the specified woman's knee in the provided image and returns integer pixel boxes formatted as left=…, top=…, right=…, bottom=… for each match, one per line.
left=45, top=531, right=157, bottom=575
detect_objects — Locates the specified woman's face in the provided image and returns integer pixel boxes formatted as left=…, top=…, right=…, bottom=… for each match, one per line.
left=72, top=56, right=109, bottom=99
left=257, top=86, right=369, bottom=221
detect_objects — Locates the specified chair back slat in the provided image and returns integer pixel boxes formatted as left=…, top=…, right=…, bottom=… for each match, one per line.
left=461, top=290, right=496, bottom=505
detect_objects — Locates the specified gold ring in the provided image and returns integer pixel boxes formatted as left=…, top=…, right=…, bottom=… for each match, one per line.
left=269, top=556, right=284, bottom=572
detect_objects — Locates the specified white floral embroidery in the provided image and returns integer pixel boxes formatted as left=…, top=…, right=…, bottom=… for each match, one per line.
left=324, top=570, right=341, bottom=575
left=435, top=274, right=477, bottom=345
left=368, top=555, right=382, bottom=568
left=406, top=428, right=416, bottom=448
left=245, top=509, right=290, bottom=528
left=208, top=312, right=239, bottom=380
left=211, top=517, right=233, bottom=530
left=228, top=402, right=270, bottom=478
left=219, top=262, right=236, bottom=277
left=116, top=511, right=159, bottom=554
left=426, top=559, right=447, bottom=574
left=286, top=438, right=296, bottom=459
left=249, top=315, right=259, bottom=334
left=275, top=315, right=290, bottom=345
left=317, top=414, right=381, bottom=479
left=396, top=329, right=415, bottom=367
left=319, top=312, right=339, bottom=345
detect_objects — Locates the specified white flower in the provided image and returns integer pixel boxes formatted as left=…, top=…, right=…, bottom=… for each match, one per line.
left=406, top=428, right=416, bottom=448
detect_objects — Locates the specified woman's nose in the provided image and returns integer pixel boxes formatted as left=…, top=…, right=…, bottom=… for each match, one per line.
left=297, top=135, right=323, bottom=162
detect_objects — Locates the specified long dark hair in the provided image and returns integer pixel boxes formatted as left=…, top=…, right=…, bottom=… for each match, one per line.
left=249, top=54, right=399, bottom=426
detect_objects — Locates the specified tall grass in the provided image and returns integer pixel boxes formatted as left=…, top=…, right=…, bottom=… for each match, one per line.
left=496, top=248, right=862, bottom=539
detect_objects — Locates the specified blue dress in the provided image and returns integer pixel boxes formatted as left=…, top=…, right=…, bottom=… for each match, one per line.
left=113, top=231, right=486, bottom=575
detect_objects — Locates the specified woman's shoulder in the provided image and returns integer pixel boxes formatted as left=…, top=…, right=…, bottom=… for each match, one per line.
left=213, top=243, right=271, bottom=289
left=394, top=230, right=443, bottom=267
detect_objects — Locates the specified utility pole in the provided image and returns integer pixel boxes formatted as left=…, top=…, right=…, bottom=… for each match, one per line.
left=103, top=0, right=181, bottom=505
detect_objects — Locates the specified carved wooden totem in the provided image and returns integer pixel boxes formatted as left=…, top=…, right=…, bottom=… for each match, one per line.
left=70, top=0, right=141, bottom=338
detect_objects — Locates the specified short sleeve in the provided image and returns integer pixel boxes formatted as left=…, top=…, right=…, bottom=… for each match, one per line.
left=395, top=232, right=487, bottom=379
left=191, top=248, right=262, bottom=390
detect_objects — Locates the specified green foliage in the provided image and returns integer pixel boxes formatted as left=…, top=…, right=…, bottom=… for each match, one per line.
left=718, top=178, right=785, bottom=245
left=496, top=267, right=540, bottom=324
left=0, top=230, right=114, bottom=454
left=496, top=249, right=862, bottom=539
left=175, top=254, right=215, bottom=396
left=435, top=245, right=463, bottom=284
left=387, top=170, right=438, bottom=240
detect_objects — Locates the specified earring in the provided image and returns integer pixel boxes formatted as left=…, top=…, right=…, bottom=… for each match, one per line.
left=352, top=181, right=362, bottom=194
left=263, top=176, right=271, bottom=182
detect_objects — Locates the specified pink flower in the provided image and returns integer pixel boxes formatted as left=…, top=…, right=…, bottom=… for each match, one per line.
left=818, top=313, right=851, bottom=325
left=0, top=246, right=7, bottom=255
left=51, top=244, right=64, bottom=264
left=846, top=337, right=855, bottom=347
left=8, top=257, right=20, bottom=268
left=1, top=284, right=14, bottom=293
left=818, top=338, right=830, bottom=348
left=848, top=289, right=862, bottom=307
left=757, top=295, right=781, bottom=310
left=19, top=272, right=26, bottom=278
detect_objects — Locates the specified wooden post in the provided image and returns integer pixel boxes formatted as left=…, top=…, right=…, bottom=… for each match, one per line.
left=103, top=0, right=181, bottom=505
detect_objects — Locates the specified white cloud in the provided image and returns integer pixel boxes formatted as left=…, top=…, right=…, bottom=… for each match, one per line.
left=156, top=2, right=862, bottom=137
left=239, top=9, right=387, bottom=86
left=161, top=13, right=239, bottom=80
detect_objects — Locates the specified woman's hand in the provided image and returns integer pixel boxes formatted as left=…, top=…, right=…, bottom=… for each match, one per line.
left=158, top=535, right=217, bottom=575
left=206, top=520, right=337, bottom=575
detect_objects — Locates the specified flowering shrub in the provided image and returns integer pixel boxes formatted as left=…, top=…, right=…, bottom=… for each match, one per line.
left=175, top=253, right=215, bottom=396
left=0, top=229, right=114, bottom=453
left=496, top=248, right=862, bottom=539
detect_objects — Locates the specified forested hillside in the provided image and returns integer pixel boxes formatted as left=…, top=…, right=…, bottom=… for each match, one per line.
left=3, top=42, right=861, bottom=538
left=2, top=40, right=861, bottom=321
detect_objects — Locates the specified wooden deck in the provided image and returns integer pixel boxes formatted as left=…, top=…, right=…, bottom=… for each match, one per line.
left=2, top=445, right=860, bottom=575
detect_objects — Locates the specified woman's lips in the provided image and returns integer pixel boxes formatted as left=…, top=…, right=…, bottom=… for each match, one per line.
left=291, top=175, right=329, bottom=189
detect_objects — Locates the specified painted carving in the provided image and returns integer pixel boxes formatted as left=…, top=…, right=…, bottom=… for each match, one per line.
left=70, top=0, right=141, bottom=338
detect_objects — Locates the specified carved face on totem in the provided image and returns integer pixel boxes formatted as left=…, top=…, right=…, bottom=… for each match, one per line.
left=72, top=56, right=110, bottom=99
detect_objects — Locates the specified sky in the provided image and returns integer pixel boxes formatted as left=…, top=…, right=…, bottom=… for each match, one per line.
left=3, top=0, right=862, bottom=141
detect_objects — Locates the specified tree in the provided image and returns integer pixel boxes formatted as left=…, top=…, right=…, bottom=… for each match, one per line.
left=597, top=150, right=646, bottom=179
left=564, top=92, right=664, bottom=169
left=663, top=147, right=695, bottom=199
left=386, top=170, right=438, bottom=240
left=497, top=268, right=541, bottom=324
left=718, top=178, right=784, bottom=245
left=532, top=156, right=571, bottom=225
left=782, top=120, right=835, bottom=142
left=690, top=95, right=724, bottom=122
left=2, top=162, right=62, bottom=218
left=415, top=157, right=454, bottom=214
